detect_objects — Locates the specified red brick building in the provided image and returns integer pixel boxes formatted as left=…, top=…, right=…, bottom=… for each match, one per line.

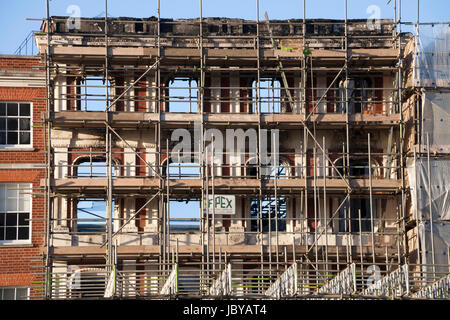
left=0, top=55, right=46, bottom=300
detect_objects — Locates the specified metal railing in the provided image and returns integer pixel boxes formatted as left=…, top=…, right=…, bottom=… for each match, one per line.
left=14, top=31, right=38, bottom=56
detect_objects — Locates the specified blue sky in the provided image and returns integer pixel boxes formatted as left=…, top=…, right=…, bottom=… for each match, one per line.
left=1, top=0, right=449, bottom=54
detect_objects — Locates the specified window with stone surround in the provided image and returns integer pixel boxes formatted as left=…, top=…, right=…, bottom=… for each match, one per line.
left=0, top=183, right=32, bottom=244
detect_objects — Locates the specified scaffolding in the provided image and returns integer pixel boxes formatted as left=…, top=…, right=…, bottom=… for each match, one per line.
left=20, top=0, right=450, bottom=299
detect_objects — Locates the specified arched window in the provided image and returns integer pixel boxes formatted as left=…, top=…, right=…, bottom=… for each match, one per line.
left=332, top=157, right=380, bottom=178
left=265, top=157, right=292, bottom=179
left=245, top=157, right=258, bottom=178
left=244, top=157, right=292, bottom=179
left=73, top=156, right=119, bottom=178
left=162, top=158, right=201, bottom=179
left=338, top=197, right=375, bottom=233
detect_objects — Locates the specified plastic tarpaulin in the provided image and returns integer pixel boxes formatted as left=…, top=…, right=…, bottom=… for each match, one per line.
left=414, top=24, right=450, bottom=87
left=406, top=157, right=450, bottom=221
left=209, top=263, right=233, bottom=296
left=407, top=157, right=450, bottom=277
left=421, top=91, right=450, bottom=153
left=266, top=262, right=298, bottom=298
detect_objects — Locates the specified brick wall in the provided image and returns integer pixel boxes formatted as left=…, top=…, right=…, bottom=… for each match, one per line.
left=0, top=57, right=42, bottom=72
left=0, top=57, right=46, bottom=296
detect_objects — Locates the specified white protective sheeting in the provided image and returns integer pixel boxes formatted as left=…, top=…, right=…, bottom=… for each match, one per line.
left=414, top=24, right=450, bottom=87
left=104, top=267, right=116, bottom=298
left=265, top=262, right=298, bottom=298
left=406, top=157, right=450, bottom=221
left=318, top=263, right=356, bottom=295
left=407, top=157, right=450, bottom=277
left=160, top=264, right=178, bottom=295
left=209, top=263, right=233, bottom=296
left=421, top=91, right=450, bottom=153
left=363, top=264, right=409, bottom=297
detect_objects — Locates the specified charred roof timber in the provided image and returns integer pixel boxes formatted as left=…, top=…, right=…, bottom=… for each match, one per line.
left=39, top=17, right=402, bottom=50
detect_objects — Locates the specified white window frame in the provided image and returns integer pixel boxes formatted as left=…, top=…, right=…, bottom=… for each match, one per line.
left=0, top=183, right=32, bottom=245
left=0, top=287, right=30, bottom=300
left=0, top=101, right=33, bottom=149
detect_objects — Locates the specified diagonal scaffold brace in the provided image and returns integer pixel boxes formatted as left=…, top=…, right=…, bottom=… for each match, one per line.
left=264, top=12, right=352, bottom=192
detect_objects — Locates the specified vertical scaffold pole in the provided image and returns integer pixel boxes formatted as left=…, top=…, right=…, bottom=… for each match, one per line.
left=368, top=133, right=376, bottom=264
left=256, top=0, right=265, bottom=288
left=344, top=0, right=352, bottom=272
left=426, top=134, right=436, bottom=278
left=104, top=0, right=114, bottom=278
left=166, top=139, right=170, bottom=265
left=274, top=130, right=279, bottom=273
left=212, top=138, right=216, bottom=275
left=156, top=0, right=163, bottom=280
left=44, top=0, right=52, bottom=299
left=323, top=136, right=328, bottom=273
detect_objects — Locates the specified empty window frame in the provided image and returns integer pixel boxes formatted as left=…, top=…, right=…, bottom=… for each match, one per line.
left=245, top=160, right=258, bottom=178
left=74, top=157, right=116, bottom=179
left=0, top=287, right=29, bottom=300
left=0, top=183, right=31, bottom=243
left=135, top=22, right=145, bottom=33
left=166, top=161, right=201, bottom=179
left=250, top=196, right=287, bottom=232
left=342, top=76, right=383, bottom=114
left=73, top=158, right=113, bottom=233
left=169, top=199, right=200, bottom=232
left=167, top=78, right=198, bottom=112
left=263, top=158, right=291, bottom=179
left=252, top=78, right=282, bottom=113
left=0, top=102, right=32, bottom=147
left=338, top=198, right=374, bottom=233
left=352, top=77, right=374, bottom=113
left=75, top=198, right=108, bottom=233
left=333, top=157, right=380, bottom=179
